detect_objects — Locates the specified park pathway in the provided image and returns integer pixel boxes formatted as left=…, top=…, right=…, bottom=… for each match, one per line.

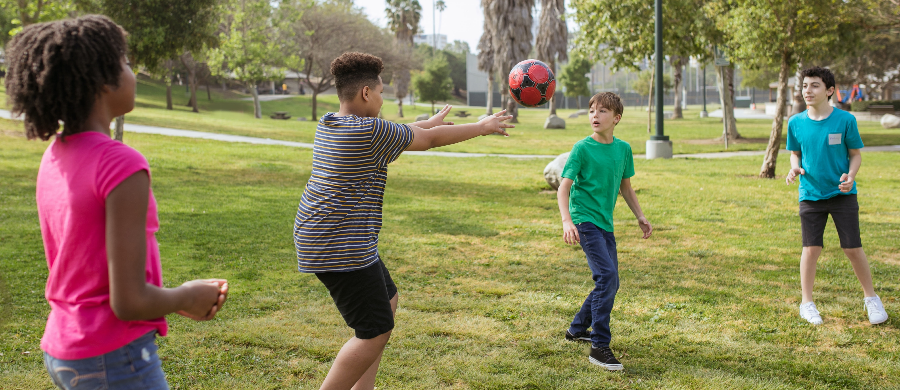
left=2, top=109, right=898, bottom=158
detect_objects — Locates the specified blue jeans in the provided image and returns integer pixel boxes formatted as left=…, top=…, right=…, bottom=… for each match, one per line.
left=569, top=222, right=619, bottom=348
left=43, top=331, right=168, bottom=390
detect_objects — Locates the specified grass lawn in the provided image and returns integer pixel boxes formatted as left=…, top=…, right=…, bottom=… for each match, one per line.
left=2, top=115, right=899, bottom=389
left=4, top=78, right=897, bottom=156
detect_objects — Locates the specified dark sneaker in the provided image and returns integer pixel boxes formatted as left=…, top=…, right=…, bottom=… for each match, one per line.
left=565, top=329, right=591, bottom=343
left=589, top=346, right=624, bottom=371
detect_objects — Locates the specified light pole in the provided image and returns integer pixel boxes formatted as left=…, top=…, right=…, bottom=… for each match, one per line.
left=646, top=0, right=672, bottom=159
left=700, top=64, right=708, bottom=117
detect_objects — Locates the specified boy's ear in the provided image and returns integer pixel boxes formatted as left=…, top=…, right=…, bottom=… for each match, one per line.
left=614, top=114, right=622, bottom=124
left=362, top=86, right=371, bottom=102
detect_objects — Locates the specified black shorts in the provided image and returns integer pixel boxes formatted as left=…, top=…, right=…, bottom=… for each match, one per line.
left=315, top=259, right=397, bottom=339
left=799, top=194, right=862, bottom=249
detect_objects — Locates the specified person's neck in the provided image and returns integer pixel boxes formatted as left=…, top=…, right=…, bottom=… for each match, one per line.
left=807, top=100, right=833, bottom=120
left=336, top=102, right=369, bottom=118
left=591, top=129, right=614, bottom=144
left=80, top=99, right=114, bottom=136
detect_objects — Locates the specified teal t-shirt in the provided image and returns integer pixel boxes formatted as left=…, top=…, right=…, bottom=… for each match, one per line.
left=786, top=108, right=864, bottom=202
left=561, top=136, right=635, bottom=232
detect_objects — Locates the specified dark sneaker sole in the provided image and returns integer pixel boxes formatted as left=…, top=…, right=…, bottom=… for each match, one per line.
left=566, top=335, right=591, bottom=342
left=589, top=356, right=624, bottom=371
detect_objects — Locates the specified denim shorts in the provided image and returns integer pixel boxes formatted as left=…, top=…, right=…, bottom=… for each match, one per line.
left=43, top=331, right=168, bottom=390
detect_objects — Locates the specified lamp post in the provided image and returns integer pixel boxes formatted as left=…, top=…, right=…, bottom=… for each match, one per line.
left=700, top=65, right=708, bottom=117
left=646, top=0, right=673, bottom=159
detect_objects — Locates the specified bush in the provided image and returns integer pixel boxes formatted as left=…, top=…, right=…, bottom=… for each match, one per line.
left=849, top=100, right=900, bottom=112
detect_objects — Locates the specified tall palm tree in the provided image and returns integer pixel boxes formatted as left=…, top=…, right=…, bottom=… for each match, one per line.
left=386, top=0, right=422, bottom=117
left=489, top=0, right=535, bottom=123
left=477, top=0, right=496, bottom=116
left=535, top=0, right=568, bottom=117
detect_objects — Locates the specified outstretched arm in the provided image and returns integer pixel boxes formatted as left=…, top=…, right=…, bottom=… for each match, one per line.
left=405, top=110, right=514, bottom=151
left=619, top=178, right=651, bottom=239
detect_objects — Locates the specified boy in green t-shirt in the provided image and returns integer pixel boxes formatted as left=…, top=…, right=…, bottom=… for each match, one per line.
left=557, top=92, right=652, bottom=371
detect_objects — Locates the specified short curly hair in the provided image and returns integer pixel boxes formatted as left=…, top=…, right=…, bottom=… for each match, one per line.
left=800, top=66, right=835, bottom=100
left=5, top=15, right=128, bottom=140
left=331, top=52, right=383, bottom=102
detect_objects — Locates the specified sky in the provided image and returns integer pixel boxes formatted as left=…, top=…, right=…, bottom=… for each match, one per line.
left=353, top=0, right=487, bottom=52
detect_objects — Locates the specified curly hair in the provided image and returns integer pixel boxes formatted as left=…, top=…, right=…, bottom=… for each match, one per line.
left=800, top=66, right=836, bottom=100
left=589, top=92, right=624, bottom=117
left=5, top=15, right=127, bottom=140
left=331, top=52, right=383, bottom=102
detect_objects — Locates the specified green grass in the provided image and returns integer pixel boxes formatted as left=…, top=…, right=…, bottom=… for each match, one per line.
left=2, top=116, right=899, bottom=389
left=5, top=78, right=896, bottom=156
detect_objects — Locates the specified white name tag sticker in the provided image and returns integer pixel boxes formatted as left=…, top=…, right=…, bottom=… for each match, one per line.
left=828, top=133, right=842, bottom=145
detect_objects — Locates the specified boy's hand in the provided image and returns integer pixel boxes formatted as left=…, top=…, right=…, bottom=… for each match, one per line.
left=420, top=104, right=454, bottom=129
left=637, top=216, right=652, bottom=239
left=477, top=110, right=514, bottom=136
left=785, top=167, right=805, bottom=185
left=177, top=279, right=228, bottom=321
left=839, top=173, right=854, bottom=192
left=562, top=221, right=580, bottom=245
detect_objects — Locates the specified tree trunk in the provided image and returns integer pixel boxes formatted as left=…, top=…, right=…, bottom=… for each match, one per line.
left=673, top=56, right=684, bottom=119
left=206, top=81, right=212, bottom=101
left=507, top=99, right=519, bottom=123
left=311, top=89, right=318, bottom=120
left=250, top=83, right=262, bottom=119
left=759, top=54, right=793, bottom=178
left=398, top=99, right=404, bottom=118
left=114, top=116, right=124, bottom=141
left=548, top=59, right=558, bottom=116
left=882, top=83, right=892, bottom=101
left=486, top=75, right=494, bottom=115
left=181, top=53, right=200, bottom=113
left=165, top=74, right=173, bottom=110
left=716, top=65, right=742, bottom=139
left=790, top=62, right=806, bottom=117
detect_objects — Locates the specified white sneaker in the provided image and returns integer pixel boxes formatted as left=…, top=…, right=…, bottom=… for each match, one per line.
left=799, top=302, right=823, bottom=325
left=864, top=296, right=888, bottom=325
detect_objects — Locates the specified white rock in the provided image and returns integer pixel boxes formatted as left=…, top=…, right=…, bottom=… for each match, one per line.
left=415, top=113, right=429, bottom=121
left=544, top=114, right=566, bottom=129
left=567, top=113, right=579, bottom=119
left=478, top=114, right=491, bottom=120
left=543, top=152, right=570, bottom=190
left=575, top=109, right=589, bottom=116
left=881, top=114, right=900, bottom=129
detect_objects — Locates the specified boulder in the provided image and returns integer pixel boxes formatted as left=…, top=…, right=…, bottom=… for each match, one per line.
left=575, top=109, right=589, bottom=116
left=567, top=113, right=579, bottom=119
left=544, top=114, right=566, bottom=129
left=415, top=113, right=430, bottom=121
left=881, top=114, right=900, bottom=129
left=478, top=114, right=491, bottom=120
left=543, top=152, right=570, bottom=190
left=296, top=117, right=308, bottom=121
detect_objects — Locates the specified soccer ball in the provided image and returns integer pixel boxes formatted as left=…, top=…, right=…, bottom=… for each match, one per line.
left=508, top=59, right=556, bottom=107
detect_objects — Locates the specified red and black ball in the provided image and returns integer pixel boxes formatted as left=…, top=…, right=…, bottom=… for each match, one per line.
left=508, top=59, right=556, bottom=107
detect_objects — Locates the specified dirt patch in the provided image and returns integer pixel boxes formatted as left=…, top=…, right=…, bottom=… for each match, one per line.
left=683, top=137, right=770, bottom=145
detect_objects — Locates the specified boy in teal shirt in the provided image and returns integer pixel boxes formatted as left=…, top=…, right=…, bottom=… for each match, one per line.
left=785, top=66, right=888, bottom=325
left=557, top=92, right=652, bottom=371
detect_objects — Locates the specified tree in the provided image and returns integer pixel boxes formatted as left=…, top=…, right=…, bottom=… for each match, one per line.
left=558, top=56, right=591, bottom=109
left=572, top=0, right=715, bottom=120
left=385, top=0, right=421, bottom=118
left=718, top=0, right=863, bottom=178
left=284, top=0, right=391, bottom=120
left=208, top=0, right=287, bottom=119
left=830, top=29, right=900, bottom=101
left=488, top=0, right=535, bottom=123
left=102, top=0, right=220, bottom=114
left=632, top=70, right=672, bottom=107
left=477, top=0, right=497, bottom=116
left=412, top=53, right=452, bottom=113
left=535, top=0, right=568, bottom=116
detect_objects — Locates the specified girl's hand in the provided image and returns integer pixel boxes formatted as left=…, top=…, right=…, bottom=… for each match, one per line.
left=177, top=279, right=226, bottom=321
left=562, top=221, right=580, bottom=245
left=477, top=110, right=514, bottom=136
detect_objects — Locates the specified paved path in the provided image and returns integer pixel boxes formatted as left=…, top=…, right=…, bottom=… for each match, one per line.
left=2, top=109, right=897, bottom=159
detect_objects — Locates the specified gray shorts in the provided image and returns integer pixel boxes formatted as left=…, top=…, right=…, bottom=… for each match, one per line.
left=799, top=194, right=862, bottom=248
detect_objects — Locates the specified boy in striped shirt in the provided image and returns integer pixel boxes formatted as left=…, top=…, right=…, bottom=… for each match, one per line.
left=295, top=52, right=513, bottom=389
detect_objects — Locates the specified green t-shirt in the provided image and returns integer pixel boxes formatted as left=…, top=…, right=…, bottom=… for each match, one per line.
left=561, top=136, right=635, bottom=232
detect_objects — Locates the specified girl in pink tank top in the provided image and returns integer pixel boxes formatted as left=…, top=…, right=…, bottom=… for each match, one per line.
left=5, top=15, right=228, bottom=389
